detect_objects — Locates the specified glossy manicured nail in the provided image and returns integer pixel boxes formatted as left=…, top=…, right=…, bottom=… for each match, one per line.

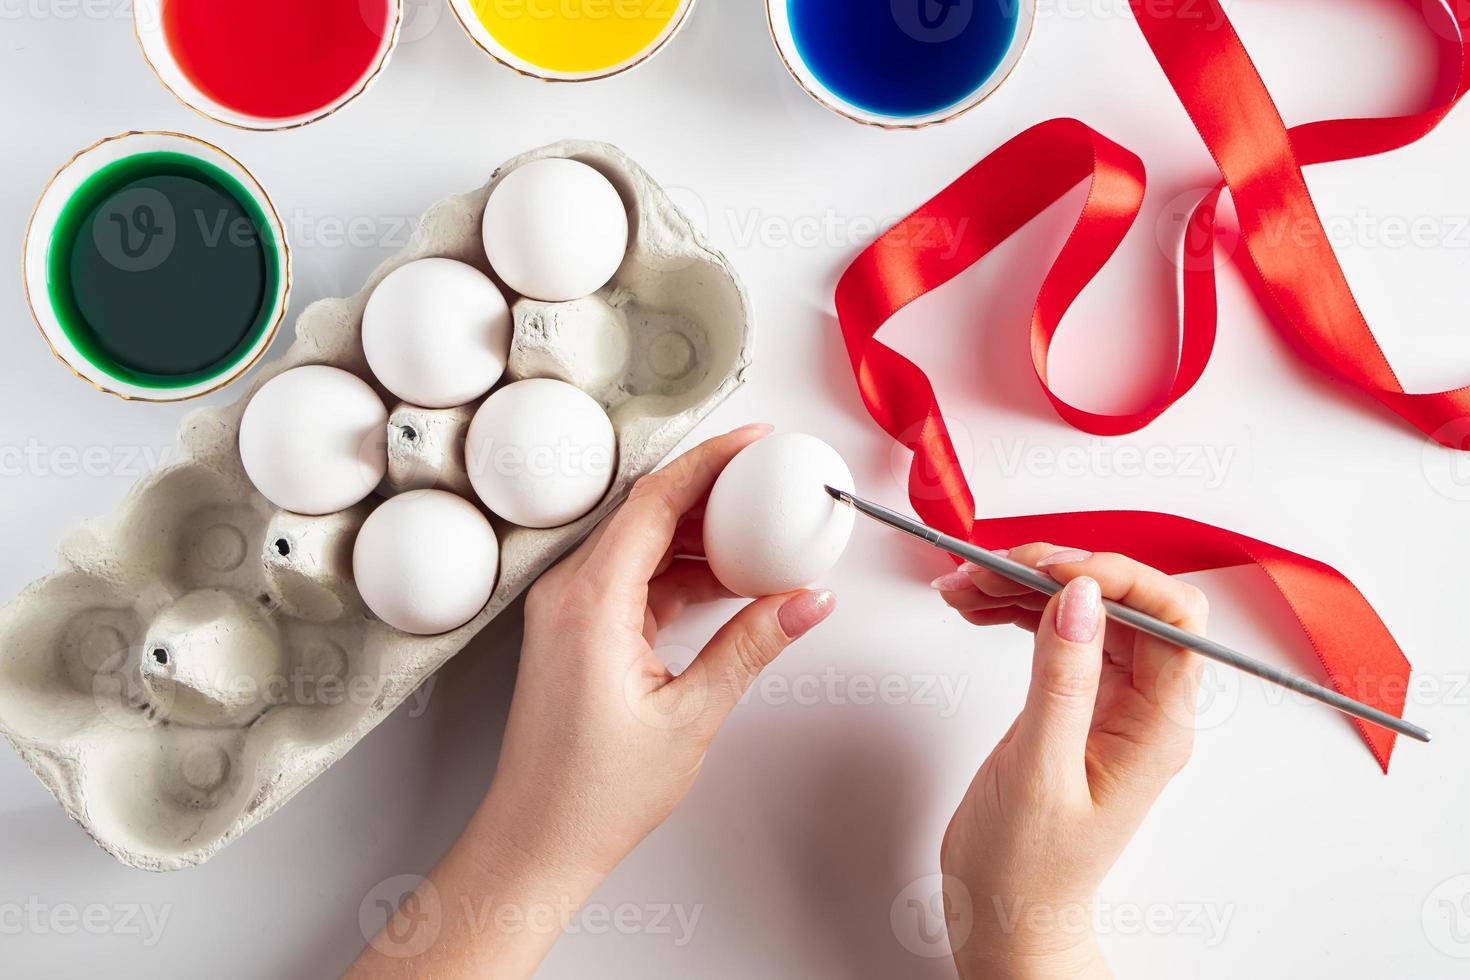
left=1036, top=548, right=1093, bottom=568
left=930, top=571, right=973, bottom=591
left=1056, top=576, right=1102, bottom=643
left=779, top=590, right=836, bottom=638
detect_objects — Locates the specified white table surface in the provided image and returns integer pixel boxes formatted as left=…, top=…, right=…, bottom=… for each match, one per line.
left=4, top=1, right=1470, bottom=977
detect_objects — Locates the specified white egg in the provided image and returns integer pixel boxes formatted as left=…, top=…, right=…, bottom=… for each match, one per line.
left=239, top=365, right=387, bottom=516
left=466, top=378, right=616, bottom=528
left=352, top=490, right=500, bottom=636
left=362, top=258, right=512, bottom=409
left=483, top=158, right=629, bottom=302
left=703, top=433, right=855, bottom=598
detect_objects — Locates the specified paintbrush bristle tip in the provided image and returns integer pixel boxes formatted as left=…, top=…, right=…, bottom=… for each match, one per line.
left=824, top=485, right=851, bottom=504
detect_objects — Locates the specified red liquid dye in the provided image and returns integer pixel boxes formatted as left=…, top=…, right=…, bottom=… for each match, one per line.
left=162, top=0, right=394, bottom=120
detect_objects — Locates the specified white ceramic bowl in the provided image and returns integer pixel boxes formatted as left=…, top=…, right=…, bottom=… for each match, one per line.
left=447, top=0, right=698, bottom=81
left=766, top=0, right=1036, bottom=128
left=132, top=0, right=402, bottom=130
left=22, top=132, right=291, bottom=402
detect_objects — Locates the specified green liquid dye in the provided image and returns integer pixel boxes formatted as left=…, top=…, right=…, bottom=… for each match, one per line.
left=46, top=151, right=282, bottom=390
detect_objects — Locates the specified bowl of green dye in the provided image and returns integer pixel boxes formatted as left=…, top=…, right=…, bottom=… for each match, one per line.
left=23, top=131, right=291, bottom=401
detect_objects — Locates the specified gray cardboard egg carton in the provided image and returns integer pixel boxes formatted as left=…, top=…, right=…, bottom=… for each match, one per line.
left=0, top=140, right=753, bottom=871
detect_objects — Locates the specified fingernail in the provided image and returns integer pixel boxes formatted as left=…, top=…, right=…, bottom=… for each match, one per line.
left=734, top=422, right=774, bottom=437
left=930, top=571, right=973, bottom=591
left=779, top=590, right=836, bottom=638
left=1036, top=548, right=1093, bottom=568
left=1056, top=576, right=1102, bottom=643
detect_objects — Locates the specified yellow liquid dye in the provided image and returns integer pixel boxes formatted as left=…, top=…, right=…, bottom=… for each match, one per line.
left=471, top=0, right=681, bottom=74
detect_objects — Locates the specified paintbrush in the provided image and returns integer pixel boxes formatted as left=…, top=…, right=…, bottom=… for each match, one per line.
left=825, top=486, right=1430, bottom=744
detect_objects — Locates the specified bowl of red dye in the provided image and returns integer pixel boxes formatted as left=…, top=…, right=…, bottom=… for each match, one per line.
left=133, top=0, right=402, bottom=130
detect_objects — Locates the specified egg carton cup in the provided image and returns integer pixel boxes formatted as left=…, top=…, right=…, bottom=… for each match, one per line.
left=0, top=141, right=754, bottom=871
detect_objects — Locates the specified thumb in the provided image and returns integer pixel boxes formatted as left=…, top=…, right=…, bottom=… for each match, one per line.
left=676, top=589, right=836, bottom=721
left=1014, top=576, right=1105, bottom=776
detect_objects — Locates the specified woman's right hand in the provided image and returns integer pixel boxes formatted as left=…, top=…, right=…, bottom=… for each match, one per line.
left=931, top=544, right=1209, bottom=979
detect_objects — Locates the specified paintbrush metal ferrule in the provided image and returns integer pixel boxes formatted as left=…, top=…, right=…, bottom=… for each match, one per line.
left=825, top=486, right=1431, bottom=745
left=828, top=486, right=936, bottom=545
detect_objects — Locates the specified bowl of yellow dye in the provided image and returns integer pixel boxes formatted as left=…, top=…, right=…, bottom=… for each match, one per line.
left=447, top=0, right=698, bottom=81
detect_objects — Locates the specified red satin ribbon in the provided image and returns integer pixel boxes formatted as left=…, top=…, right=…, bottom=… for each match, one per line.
left=834, top=0, right=1470, bottom=770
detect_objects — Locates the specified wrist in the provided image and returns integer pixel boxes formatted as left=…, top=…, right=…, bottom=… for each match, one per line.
left=953, top=890, right=1108, bottom=980
left=462, top=788, right=613, bottom=904
left=374, top=795, right=610, bottom=980
left=953, top=941, right=1109, bottom=980
left=348, top=796, right=612, bottom=980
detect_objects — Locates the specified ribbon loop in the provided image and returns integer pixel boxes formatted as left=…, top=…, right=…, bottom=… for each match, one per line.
left=830, top=0, right=1470, bottom=768
left=1133, top=0, right=1470, bottom=443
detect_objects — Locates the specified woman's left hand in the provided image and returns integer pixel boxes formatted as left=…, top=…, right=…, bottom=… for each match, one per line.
left=484, top=422, right=836, bottom=881
left=351, top=423, right=836, bottom=978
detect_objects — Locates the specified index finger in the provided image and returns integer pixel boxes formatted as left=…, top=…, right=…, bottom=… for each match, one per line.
left=582, top=423, right=772, bottom=591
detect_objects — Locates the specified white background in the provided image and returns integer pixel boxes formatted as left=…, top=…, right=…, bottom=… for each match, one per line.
left=3, top=0, right=1470, bottom=976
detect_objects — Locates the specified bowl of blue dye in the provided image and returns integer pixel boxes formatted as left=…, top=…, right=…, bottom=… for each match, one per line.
left=768, top=0, right=1036, bottom=128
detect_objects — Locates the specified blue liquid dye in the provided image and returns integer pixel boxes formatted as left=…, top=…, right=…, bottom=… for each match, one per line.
left=788, top=0, right=1019, bottom=119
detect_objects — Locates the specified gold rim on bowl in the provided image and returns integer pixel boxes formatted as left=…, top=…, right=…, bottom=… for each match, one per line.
left=131, top=0, right=404, bottom=132
left=445, top=0, right=699, bottom=83
left=764, top=0, right=1037, bottom=130
left=21, top=131, right=293, bottom=403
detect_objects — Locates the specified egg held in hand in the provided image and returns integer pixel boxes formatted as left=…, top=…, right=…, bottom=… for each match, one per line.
left=239, top=365, right=388, bottom=516
left=465, top=378, right=617, bottom=528
left=482, top=157, right=629, bottom=303
left=702, top=432, right=855, bottom=598
left=352, top=490, right=500, bottom=636
left=362, top=257, right=512, bottom=409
